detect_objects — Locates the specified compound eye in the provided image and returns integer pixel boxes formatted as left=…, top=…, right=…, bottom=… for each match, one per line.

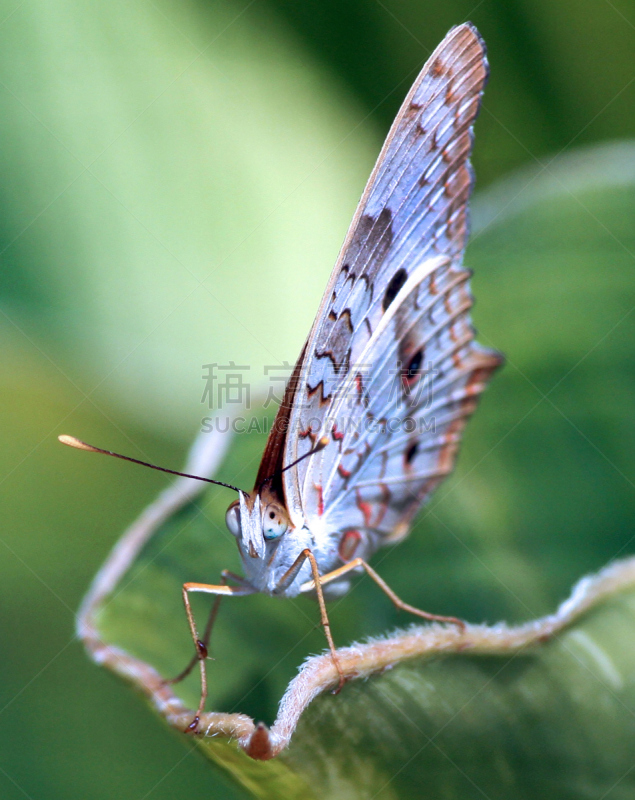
left=225, top=502, right=241, bottom=537
left=263, top=505, right=288, bottom=541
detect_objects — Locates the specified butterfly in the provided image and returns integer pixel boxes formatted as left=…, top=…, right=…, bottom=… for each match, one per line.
left=61, top=22, right=502, bottom=733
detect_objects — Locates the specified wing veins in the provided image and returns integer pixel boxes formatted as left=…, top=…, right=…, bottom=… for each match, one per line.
left=310, top=36, right=484, bottom=374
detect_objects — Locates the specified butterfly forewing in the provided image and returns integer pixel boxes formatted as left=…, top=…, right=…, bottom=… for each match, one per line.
left=260, top=24, right=500, bottom=543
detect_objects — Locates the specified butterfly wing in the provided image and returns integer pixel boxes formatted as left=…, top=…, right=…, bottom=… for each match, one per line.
left=259, top=24, right=499, bottom=539
left=304, top=254, right=502, bottom=543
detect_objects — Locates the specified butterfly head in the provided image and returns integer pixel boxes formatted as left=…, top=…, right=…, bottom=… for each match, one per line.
left=223, top=435, right=329, bottom=580
left=225, top=489, right=292, bottom=562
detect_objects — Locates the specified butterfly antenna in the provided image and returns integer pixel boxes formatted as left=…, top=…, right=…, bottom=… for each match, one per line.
left=58, top=434, right=242, bottom=493
left=261, top=435, right=329, bottom=485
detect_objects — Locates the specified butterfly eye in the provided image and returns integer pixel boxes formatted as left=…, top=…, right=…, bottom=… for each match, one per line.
left=225, top=503, right=241, bottom=537
left=263, top=505, right=288, bottom=541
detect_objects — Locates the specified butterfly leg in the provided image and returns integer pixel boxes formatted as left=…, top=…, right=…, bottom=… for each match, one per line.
left=178, top=579, right=254, bottom=733
left=274, top=548, right=346, bottom=692
left=166, top=570, right=248, bottom=685
left=308, top=558, right=466, bottom=631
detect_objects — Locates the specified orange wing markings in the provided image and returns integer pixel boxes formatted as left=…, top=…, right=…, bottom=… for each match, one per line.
left=331, top=424, right=345, bottom=443
left=315, top=484, right=324, bottom=517
left=355, top=372, right=368, bottom=407
left=298, top=427, right=318, bottom=445
left=352, top=480, right=392, bottom=531
left=355, top=489, right=373, bottom=528
left=338, top=529, right=363, bottom=562
left=337, top=464, right=352, bottom=481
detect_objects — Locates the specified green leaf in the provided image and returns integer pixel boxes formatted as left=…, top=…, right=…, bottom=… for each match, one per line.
left=83, top=142, right=635, bottom=799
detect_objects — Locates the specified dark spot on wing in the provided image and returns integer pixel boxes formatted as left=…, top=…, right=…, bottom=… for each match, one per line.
left=405, top=440, right=419, bottom=465
left=382, top=268, right=408, bottom=312
left=408, top=349, right=423, bottom=375
left=403, top=349, right=424, bottom=389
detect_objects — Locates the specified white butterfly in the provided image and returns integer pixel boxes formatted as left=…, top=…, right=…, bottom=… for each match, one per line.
left=61, top=22, right=502, bottom=732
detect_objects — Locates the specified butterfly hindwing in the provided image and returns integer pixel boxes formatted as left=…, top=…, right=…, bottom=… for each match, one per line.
left=308, top=255, right=502, bottom=541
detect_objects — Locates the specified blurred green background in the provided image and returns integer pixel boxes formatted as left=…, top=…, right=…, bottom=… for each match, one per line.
left=1, top=0, right=635, bottom=798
